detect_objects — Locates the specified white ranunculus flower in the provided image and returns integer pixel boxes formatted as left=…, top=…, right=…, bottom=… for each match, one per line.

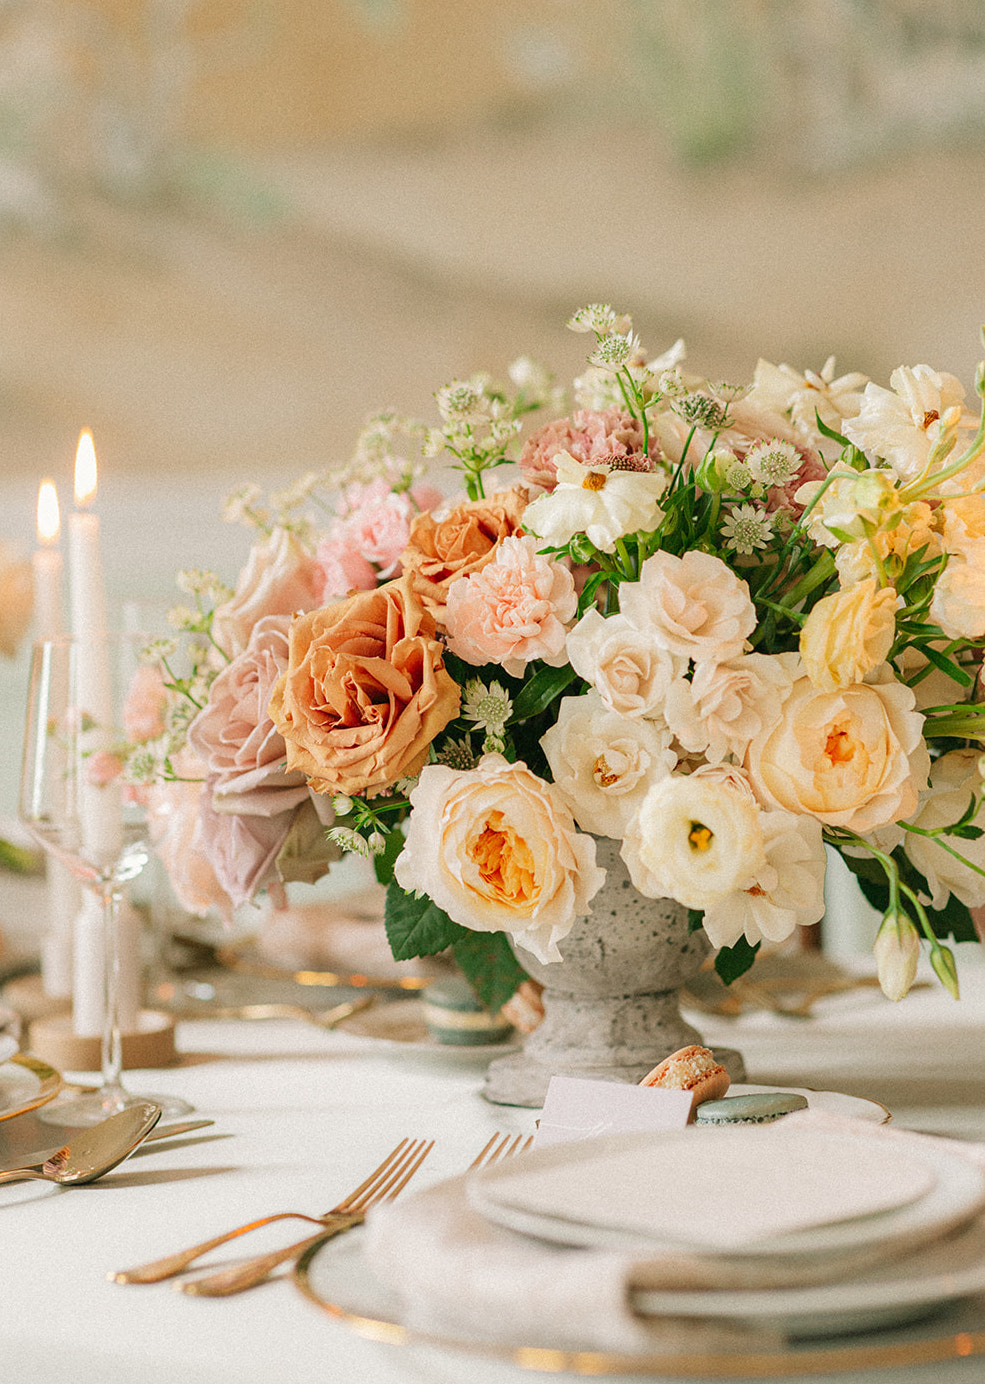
left=929, top=555, right=985, bottom=640
left=843, top=365, right=972, bottom=480
left=940, top=494, right=985, bottom=558
left=701, top=811, right=827, bottom=949
left=541, top=691, right=676, bottom=838
left=903, top=748, right=985, bottom=910
left=747, top=356, right=868, bottom=449
left=620, top=774, right=766, bottom=911
left=663, top=653, right=795, bottom=765
left=522, top=451, right=667, bottom=554
left=619, top=549, right=757, bottom=663
left=564, top=609, right=684, bottom=721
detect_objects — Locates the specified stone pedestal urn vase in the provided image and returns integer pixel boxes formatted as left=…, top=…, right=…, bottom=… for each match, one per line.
left=483, top=837, right=745, bottom=1107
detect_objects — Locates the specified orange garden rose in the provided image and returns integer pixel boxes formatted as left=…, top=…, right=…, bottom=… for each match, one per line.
left=269, top=575, right=460, bottom=797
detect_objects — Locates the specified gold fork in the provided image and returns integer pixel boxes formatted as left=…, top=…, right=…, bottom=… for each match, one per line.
left=177, top=1133, right=534, bottom=1300
left=110, top=1137, right=432, bottom=1287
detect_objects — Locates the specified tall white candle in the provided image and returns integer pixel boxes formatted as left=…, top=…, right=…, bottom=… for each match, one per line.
left=33, top=479, right=79, bottom=999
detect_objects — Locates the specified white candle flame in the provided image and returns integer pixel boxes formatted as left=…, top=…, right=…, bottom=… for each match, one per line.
left=74, top=430, right=98, bottom=507
left=37, top=479, right=60, bottom=545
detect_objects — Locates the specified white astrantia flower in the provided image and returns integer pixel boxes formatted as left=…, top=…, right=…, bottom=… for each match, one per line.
left=620, top=774, right=767, bottom=911
left=541, top=691, right=676, bottom=838
left=564, top=609, right=685, bottom=721
left=701, top=810, right=827, bottom=949
left=522, top=451, right=667, bottom=554
left=843, top=365, right=973, bottom=480
left=721, top=503, right=776, bottom=556
left=663, top=652, right=796, bottom=766
left=747, top=357, right=868, bottom=446
left=743, top=438, right=802, bottom=488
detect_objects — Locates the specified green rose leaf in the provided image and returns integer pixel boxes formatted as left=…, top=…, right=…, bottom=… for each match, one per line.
left=373, top=828, right=406, bottom=886
left=452, top=930, right=529, bottom=1012
left=384, top=882, right=466, bottom=959
left=510, top=663, right=579, bottom=722
left=714, top=936, right=760, bottom=985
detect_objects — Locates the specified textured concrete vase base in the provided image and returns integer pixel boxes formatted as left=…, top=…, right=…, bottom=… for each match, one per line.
left=482, top=838, right=746, bottom=1108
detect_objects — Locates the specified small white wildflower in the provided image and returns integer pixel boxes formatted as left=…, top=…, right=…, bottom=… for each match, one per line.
left=166, top=700, right=198, bottom=737
left=435, top=376, right=491, bottom=424
left=326, top=826, right=372, bottom=858
left=721, top=504, right=776, bottom=556
left=222, top=484, right=268, bottom=527
left=167, top=605, right=199, bottom=632
left=462, top=679, right=513, bottom=734
left=367, top=831, right=387, bottom=856
left=332, top=793, right=355, bottom=817
left=269, top=471, right=321, bottom=512
left=725, top=458, right=752, bottom=491
left=589, top=331, right=641, bottom=371
left=140, top=637, right=178, bottom=663
left=745, top=438, right=802, bottom=488
left=568, top=303, right=618, bottom=335
left=657, top=368, right=689, bottom=399
left=123, top=746, right=160, bottom=785
left=572, top=366, right=624, bottom=411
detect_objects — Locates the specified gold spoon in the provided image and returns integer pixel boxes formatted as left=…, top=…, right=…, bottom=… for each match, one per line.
left=0, top=1102, right=161, bottom=1187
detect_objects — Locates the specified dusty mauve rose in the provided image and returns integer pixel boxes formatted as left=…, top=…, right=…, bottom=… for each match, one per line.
left=269, top=575, right=460, bottom=797
left=393, top=754, right=605, bottom=965
left=444, top=535, right=577, bottom=675
left=519, top=407, right=654, bottom=491
left=212, top=527, right=320, bottom=658
left=744, top=668, right=929, bottom=833
left=147, top=750, right=233, bottom=919
left=123, top=663, right=168, bottom=742
left=186, top=614, right=309, bottom=813
left=192, top=776, right=295, bottom=914
left=400, top=486, right=528, bottom=623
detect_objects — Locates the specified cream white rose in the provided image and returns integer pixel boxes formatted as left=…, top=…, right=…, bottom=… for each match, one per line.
left=541, top=691, right=676, bottom=838
left=393, top=754, right=605, bottom=964
left=929, top=556, right=985, bottom=640
left=744, top=669, right=929, bottom=833
left=702, top=811, right=827, bottom=949
left=522, top=451, right=667, bottom=554
left=564, top=609, right=684, bottom=720
left=799, top=578, right=898, bottom=692
left=664, top=652, right=795, bottom=764
left=620, top=774, right=767, bottom=911
left=619, top=549, right=756, bottom=663
left=902, top=748, right=985, bottom=910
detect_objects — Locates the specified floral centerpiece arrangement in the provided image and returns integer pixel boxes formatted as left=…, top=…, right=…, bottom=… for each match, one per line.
left=128, top=306, right=985, bottom=1012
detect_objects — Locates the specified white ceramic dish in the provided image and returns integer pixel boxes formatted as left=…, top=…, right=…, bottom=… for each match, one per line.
left=468, top=1127, right=985, bottom=1262
left=0, top=1054, right=63, bottom=1122
left=727, top=1082, right=888, bottom=1123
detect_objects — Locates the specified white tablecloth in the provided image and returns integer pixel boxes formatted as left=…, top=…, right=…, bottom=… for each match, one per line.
left=2, top=948, right=984, bottom=1384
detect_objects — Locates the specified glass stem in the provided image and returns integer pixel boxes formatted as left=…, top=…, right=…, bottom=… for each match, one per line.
left=99, top=883, right=126, bottom=1104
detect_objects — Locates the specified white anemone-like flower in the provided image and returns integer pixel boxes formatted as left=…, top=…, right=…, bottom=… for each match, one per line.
left=541, top=691, right=676, bottom=838
left=701, top=811, right=827, bottom=949
left=747, top=357, right=868, bottom=447
left=522, top=452, right=667, bottom=554
left=843, top=365, right=972, bottom=480
left=903, top=748, right=985, bottom=910
left=620, top=774, right=766, bottom=911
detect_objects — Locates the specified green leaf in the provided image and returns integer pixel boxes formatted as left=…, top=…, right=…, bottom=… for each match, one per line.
left=274, top=800, right=342, bottom=888
left=714, top=936, right=760, bottom=985
left=510, top=663, right=579, bottom=722
left=452, top=931, right=529, bottom=1012
left=373, top=828, right=406, bottom=886
left=384, top=883, right=467, bottom=959
left=688, top=909, right=705, bottom=934
left=918, top=643, right=973, bottom=687
left=813, top=411, right=851, bottom=448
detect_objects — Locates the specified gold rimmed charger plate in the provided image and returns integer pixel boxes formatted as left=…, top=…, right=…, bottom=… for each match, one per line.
left=0, top=1053, right=63, bottom=1123
left=215, top=938, right=451, bottom=992
left=292, top=1226, right=985, bottom=1378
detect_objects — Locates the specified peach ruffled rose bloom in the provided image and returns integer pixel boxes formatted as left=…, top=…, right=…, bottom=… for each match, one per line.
left=394, top=754, right=605, bottom=965
left=213, top=527, right=321, bottom=658
left=799, top=578, right=898, bottom=692
left=744, top=668, right=929, bottom=834
left=444, top=535, right=577, bottom=676
left=400, top=486, right=528, bottom=623
left=619, top=550, right=756, bottom=663
left=269, top=575, right=460, bottom=798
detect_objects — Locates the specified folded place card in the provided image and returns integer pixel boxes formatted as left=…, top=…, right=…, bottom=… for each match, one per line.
left=535, top=1075, right=693, bottom=1147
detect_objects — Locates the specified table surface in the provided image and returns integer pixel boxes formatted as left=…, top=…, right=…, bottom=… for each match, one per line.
left=2, top=947, right=985, bottom=1384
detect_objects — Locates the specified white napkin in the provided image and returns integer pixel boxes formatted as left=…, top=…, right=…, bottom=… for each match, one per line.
left=364, top=1114, right=985, bottom=1353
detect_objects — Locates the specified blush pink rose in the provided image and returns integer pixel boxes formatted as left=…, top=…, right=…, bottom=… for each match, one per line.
left=444, top=535, right=577, bottom=676
left=519, top=408, right=656, bottom=491
left=314, top=540, right=377, bottom=604
left=147, top=751, right=234, bottom=919
left=212, top=527, right=321, bottom=658
left=187, top=614, right=309, bottom=814
left=123, top=663, right=168, bottom=742
left=192, top=775, right=296, bottom=914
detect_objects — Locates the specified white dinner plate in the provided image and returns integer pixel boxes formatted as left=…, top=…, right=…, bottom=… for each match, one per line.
left=468, top=1127, right=985, bottom=1264
left=0, top=1053, right=63, bottom=1122
left=336, top=997, right=520, bottom=1059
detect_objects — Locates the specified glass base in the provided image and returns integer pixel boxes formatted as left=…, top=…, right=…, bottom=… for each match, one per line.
left=40, top=1086, right=194, bottom=1127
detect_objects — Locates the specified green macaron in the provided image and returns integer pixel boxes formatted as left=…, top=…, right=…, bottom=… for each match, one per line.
left=695, top=1092, right=809, bottom=1125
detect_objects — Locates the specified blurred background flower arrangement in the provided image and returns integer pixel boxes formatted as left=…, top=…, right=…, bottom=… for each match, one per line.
left=120, top=303, right=985, bottom=1012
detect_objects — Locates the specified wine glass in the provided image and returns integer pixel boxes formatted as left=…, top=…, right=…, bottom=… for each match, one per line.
left=19, top=633, right=192, bottom=1126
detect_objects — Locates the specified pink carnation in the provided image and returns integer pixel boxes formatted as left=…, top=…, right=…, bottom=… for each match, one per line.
left=519, top=408, right=655, bottom=491
left=315, top=479, right=444, bottom=603
left=444, top=535, right=578, bottom=676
